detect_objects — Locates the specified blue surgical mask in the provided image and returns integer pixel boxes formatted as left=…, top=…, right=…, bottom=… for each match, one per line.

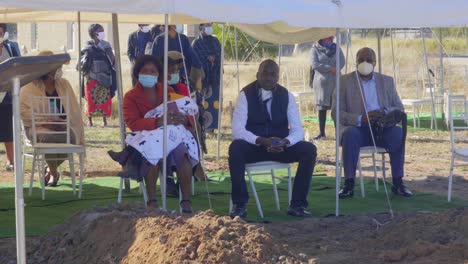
left=139, top=74, right=158, bottom=88
left=176, top=25, right=184, bottom=33
left=168, top=73, right=180, bottom=85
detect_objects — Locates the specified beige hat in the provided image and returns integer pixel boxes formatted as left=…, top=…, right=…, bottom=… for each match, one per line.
left=38, top=50, right=70, bottom=65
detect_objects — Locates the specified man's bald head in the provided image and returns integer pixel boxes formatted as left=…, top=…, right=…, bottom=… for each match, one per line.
left=356, top=47, right=376, bottom=66
left=257, top=59, right=279, bottom=90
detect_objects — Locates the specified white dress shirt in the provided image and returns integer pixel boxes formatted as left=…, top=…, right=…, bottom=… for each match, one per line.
left=232, top=88, right=304, bottom=146
left=357, top=74, right=381, bottom=126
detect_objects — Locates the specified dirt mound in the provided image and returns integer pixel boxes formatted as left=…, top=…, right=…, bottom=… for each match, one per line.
left=28, top=204, right=300, bottom=264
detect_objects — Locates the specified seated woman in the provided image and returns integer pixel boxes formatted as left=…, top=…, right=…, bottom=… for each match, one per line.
left=20, top=50, right=85, bottom=186
left=118, top=55, right=197, bottom=213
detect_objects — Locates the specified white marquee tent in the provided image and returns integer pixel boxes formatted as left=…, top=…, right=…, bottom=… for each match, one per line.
left=1, top=1, right=468, bottom=263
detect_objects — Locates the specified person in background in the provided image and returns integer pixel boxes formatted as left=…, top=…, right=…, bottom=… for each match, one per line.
left=229, top=60, right=317, bottom=219
left=310, top=36, right=345, bottom=140
left=20, top=51, right=85, bottom=186
left=128, top=24, right=153, bottom=65
left=78, top=23, right=116, bottom=127
left=151, top=25, right=204, bottom=92
left=0, top=23, right=20, bottom=171
left=332, top=47, right=412, bottom=199
left=192, top=22, right=222, bottom=133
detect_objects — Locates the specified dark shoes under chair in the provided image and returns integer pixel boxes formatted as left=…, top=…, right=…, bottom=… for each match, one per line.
left=229, top=204, right=312, bottom=219
left=229, top=204, right=247, bottom=219
left=339, top=178, right=413, bottom=199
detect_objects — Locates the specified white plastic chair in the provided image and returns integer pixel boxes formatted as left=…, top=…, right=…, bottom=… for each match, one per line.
left=27, top=95, right=85, bottom=200
left=229, top=161, right=292, bottom=218
left=357, top=146, right=387, bottom=197
left=447, top=94, right=468, bottom=202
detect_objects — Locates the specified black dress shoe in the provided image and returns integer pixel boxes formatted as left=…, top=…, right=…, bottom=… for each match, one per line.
left=287, top=207, right=312, bottom=218
left=108, top=148, right=132, bottom=166
left=230, top=205, right=247, bottom=219
left=338, top=188, right=354, bottom=199
left=392, top=184, right=413, bottom=197
left=313, top=134, right=326, bottom=141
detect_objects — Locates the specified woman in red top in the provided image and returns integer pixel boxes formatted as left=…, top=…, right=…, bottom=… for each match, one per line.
left=122, top=55, right=195, bottom=213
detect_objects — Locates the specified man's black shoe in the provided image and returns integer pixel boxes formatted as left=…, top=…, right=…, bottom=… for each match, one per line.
left=166, top=177, right=179, bottom=197
left=339, top=178, right=355, bottom=199
left=287, top=207, right=312, bottom=218
left=230, top=205, right=247, bottom=219
left=392, top=184, right=413, bottom=197
left=107, top=148, right=132, bottom=166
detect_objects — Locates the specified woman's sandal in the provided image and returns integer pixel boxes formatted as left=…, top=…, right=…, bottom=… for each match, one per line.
left=146, top=199, right=159, bottom=209
left=44, top=166, right=51, bottom=186
left=179, top=200, right=193, bottom=214
left=48, top=172, right=60, bottom=187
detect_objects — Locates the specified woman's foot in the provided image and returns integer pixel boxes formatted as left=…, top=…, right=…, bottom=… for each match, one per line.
left=87, top=117, right=94, bottom=127
left=313, top=134, right=326, bottom=140
left=102, top=116, right=108, bottom=127
left=180, top=200, right=193, bottom=214
left=44, top=166, right=51, bottom=186
left=146, top=199, right=159, bottom=209
left=5, top=164, right=13, bottom=171
left=47, top=172, right=60, bottom=187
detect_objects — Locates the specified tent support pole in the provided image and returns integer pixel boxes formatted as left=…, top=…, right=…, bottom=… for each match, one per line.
left=13, top=77, right=26, bottom=264
left=345, top=29, right=351, bottom=74
left=77, top=12, right=82, bottom=110
left=438, top=28, right=445, bottom=122
left=377, top=29, right=382, bottom=74
left=421, top=28, right=438, bottom=132
left=335, top=28, right=341, bottom=217
left=111, top=14, right=131, bottom=192
left=390, top=28, right=398, bottom=93
left=216, top=24, right=225, bottom=160
left=278, top=44, right=282, bottom=70
left=161, top=14, right=169, bottom=210
left=234, top=27, right=240, bottom=93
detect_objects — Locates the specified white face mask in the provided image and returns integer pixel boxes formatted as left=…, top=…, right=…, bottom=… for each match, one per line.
left=357, top=62, right=374, bottom=76
left=3, top=32, right=9, bottom=41
left=141, top=26, right=151, bottom=33
left=175, top=25, right=184, bottom=33
left=204, top=27, right=213, bottom=35
left=97, top=32, right=106, bottom=41
left=54, top=68, right=63, bottom=80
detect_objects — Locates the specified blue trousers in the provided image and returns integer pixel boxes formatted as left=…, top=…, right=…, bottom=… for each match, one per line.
left=228, top=140, right=317, bottom=208
left=342, top=126, right=404, bottom=181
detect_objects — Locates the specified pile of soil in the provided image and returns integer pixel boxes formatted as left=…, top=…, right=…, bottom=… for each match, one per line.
left=2, top=205, right=466, bottom=264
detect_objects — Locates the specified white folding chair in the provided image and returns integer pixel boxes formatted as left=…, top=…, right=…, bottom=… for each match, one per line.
left=117, top=177, right=148, bottom=204
left=357, top=146, right=387, bottom=197
left=27, top=95, right=85, bottom=200
left=229, top=161, right=292, bottom=218
left=447, top=95, right=468, bottom=202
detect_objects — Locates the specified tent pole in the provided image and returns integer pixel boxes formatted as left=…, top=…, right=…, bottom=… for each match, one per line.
left=334, top=28, right=341, bottom=217
left=390, top=28, right=398, bottom=93
left=13, top=77, right=26, bottom=264
left=234, top=27, right=240, bottom=93
left=111, top=14, right=131, bottom=192
left=278, top=44, right=282, bottom=70
left=377, top=29, right=382, bottom=74
left=77, top=12, right=82, bottom=110
left=438, top=28, right=445, bottom=122
left=216, top=24, right=225, bottom=160
left=421, top=28, right=438, bottom=131
left=345, top=29, right=351, bottom=74
left=161, top=14, right=169, bottom=209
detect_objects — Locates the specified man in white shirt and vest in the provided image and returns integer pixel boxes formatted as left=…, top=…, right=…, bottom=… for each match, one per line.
left=229, top=59, right=317, bottom=219
left=332, top=47, right=412, bottom=199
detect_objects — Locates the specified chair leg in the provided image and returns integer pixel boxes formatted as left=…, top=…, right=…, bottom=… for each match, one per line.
left=228, top=198, right=233, bottom=214
left=29, top=153, right=37, bottom=196
left=358, top=156, right=365, bottom=198
left=140, top=180, right=148, bottom=205
left=372, top=153, right=378, bottom=192
left=191, top=176, right=195, bottom=195
left=179, top=185, right=183, bottom=213
left=448, top=152, right=455, bottom=202
left=69, top=154, right=76, bottom=195
left=247, top=170, right=263, bottom=218
left=78, top=153, right=84, bottom=199
left=271, top=170, right=280, bottom=211
left=118, top=177, right=124, bottom=204
left=287, top=167, right=292, bottom=206
left=40, top=154, right=46, bottom=200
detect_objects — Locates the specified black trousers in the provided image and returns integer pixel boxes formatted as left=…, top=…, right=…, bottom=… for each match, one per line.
left=228, top=140, right=317, bottom=208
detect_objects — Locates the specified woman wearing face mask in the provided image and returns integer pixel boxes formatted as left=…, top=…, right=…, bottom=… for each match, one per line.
left=77, top=23, right=116, bottom=127
left=310, top=36, right=345, bottom=140
left=119, top=55, right=196, bottom=213
left=20, top=51, right=85, bottom=187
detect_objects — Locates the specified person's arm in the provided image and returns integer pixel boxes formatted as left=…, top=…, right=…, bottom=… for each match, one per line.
left=285, top=92, right=305, bottom=146
left=311, top=48, right=333, bottom=73
left=127, top=33, right=135, bottom=63
left=123, top=93, right=158, bottom=131
left=232, top=92, right=259, bottom=144
left=339, top=48, right=346, bottom=70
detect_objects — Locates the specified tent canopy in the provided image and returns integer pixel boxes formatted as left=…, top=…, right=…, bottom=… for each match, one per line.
left=0, top=0, right=468, bottom=28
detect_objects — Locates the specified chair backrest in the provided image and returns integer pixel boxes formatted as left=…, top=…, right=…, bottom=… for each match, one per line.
left=448, top=94, right=468, bottom=150
left=30, top=95, right=70, bottom=145
left=282, top=65, right=308, bottom=92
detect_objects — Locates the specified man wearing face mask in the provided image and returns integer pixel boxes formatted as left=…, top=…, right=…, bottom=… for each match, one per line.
left=0, top=23, right=21, bottom=171
left=332, top=47, right=412, bottom=199
left=151, top=25, right=203, bottom=92
left=128, top=24, right=153, bottom=65
left=192, top=23, right=222, bottom=132
left=229, top=60, right=317, bottom=219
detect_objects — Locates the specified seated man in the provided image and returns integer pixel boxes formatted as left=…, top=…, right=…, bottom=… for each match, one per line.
left=332, top=47, right=412, bottom=199
left=229, top=59, right=317, bottom=219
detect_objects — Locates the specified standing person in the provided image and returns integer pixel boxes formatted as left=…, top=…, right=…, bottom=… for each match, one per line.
left=151, top=25, right=203, bottom=92
left=192, top=22, right=222, bottom=132
left=77, top=23, right=116, bottom=127
left=0, top=23, right=20, bottom=171
left=310, top=36, right=345, bottom=140
left=229, top=60, right=317, bottom=219
left=127, top=24, right=153, bottom=65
